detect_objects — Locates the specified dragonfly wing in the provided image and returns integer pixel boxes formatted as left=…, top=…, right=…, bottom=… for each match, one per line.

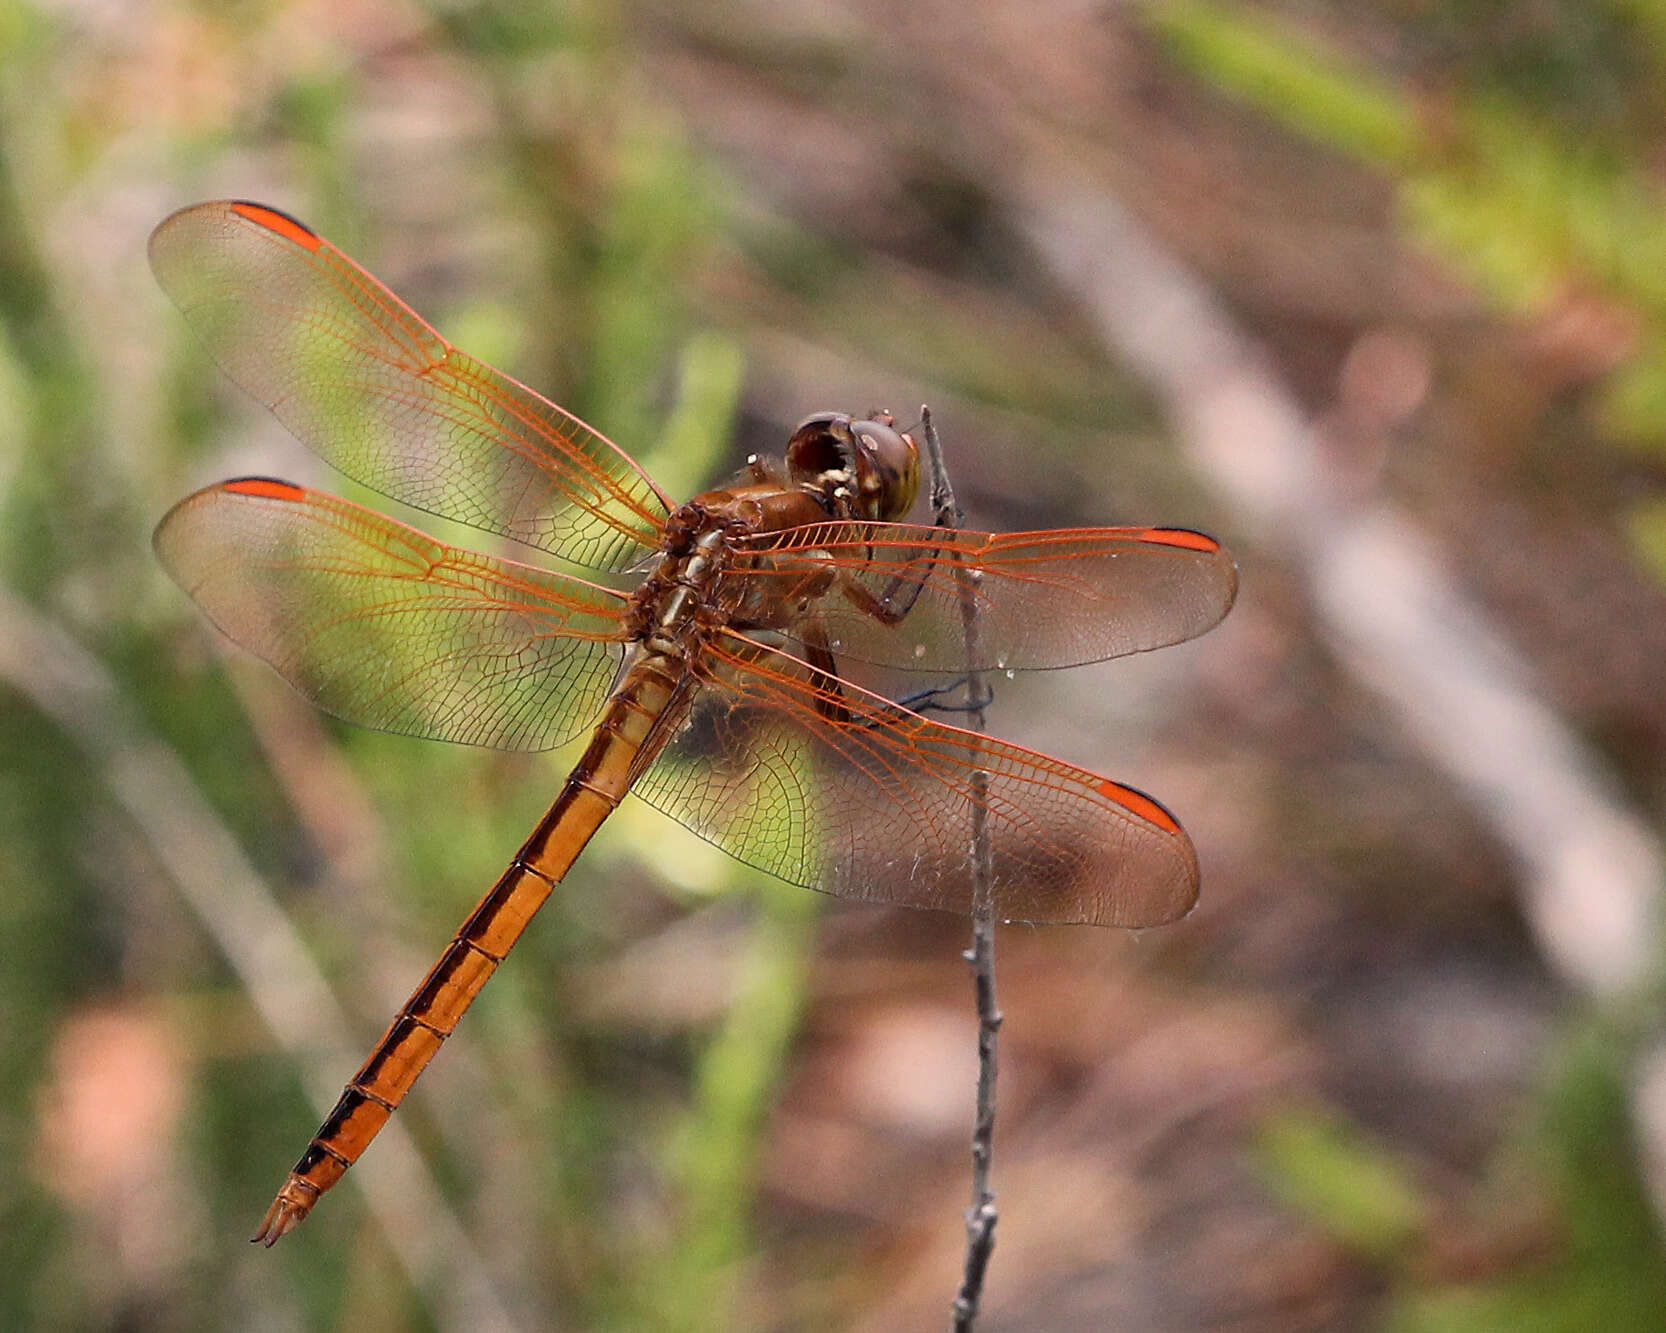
left=732, top=521, right=1237, bottom=672
left=628, top=629, right=1198, bottom=926
left=154, top=479, right=629, bottom=751
left=150, top=201, right=670, bottom=572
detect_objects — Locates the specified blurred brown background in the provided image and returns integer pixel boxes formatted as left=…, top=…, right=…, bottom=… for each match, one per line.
left=4, top=1, right=1666, bottom=1329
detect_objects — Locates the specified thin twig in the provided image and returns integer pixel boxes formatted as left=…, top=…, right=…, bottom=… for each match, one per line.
left=919, top=408, right=1002, bottom=1331
left=0, top=588, right=526, bottom=1333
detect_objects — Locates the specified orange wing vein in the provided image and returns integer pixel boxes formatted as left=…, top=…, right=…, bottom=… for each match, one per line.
left=149, top=201, right=670, bottom=572
left=629, top=629, right=1199, bottom=927
left=154, top=478, right=630, bottom=752
left=732, top=520, right=1237, bottom=672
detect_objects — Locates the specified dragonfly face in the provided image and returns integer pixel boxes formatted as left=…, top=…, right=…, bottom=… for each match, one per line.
left=148, top=200, right=1237, bottom=1242
left=784, top=411, right=922, bottom=521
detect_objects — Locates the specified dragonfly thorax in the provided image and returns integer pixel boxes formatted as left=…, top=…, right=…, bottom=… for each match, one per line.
left=625, top=523, right=735, bottom=659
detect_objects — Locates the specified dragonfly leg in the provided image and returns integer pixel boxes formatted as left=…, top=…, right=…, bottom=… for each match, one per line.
left=837, top=563, right=929, bottom=627
left=893, top=675, right=995, bottom=716
left=797, top=619, right=853, bottom=726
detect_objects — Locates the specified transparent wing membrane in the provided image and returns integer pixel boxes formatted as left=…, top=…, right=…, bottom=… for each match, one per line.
left=630, top=630, right=1200, bottom=927
left=734, top=520, right=1237, bottom=672
left=154, top=479, right=629, bottom=751
left=150, top=201, right=669, bottom=571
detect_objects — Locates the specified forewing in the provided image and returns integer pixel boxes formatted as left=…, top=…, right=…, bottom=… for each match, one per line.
left=154, top=479, right=629, bottom=751
left=732, top=521, right=1237, bottom=672
left=629, top=630, right=1198, bottom=926
left=149, top=201, right=670, bottom=572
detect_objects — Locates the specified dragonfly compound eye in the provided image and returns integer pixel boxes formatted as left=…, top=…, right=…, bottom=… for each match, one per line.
left=785, top=412, right=855, bottom=488
left=850, top=418, right=920, bottom=521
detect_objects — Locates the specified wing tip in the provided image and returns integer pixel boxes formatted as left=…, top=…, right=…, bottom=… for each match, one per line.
left=1142, top=526, right=1240, bottom=627
left=1140, top=526, right=1222, bottom=553
left=1097, top=776, right=1183, bottom=834
left=222, top=476, right=308, bottom=502
left=153, top=477, right=308, bottom=563
left=227, top=201, right=322, bottom=251
left=1100, top=864, right=1201, bottom=930
left=151, top=198, right=319, bottom=248
left=1092, top=778, right=1202, bottom=928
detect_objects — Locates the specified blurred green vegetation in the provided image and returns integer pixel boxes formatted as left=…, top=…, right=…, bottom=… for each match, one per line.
left=1159, top=7, right=1666, bottom=1330
left=1393, top=1024, right=1666, bottom=1332
left=1253, top=1026, right=1666, bottom=1333
left=1252, top=1106, right=1427, bottom=1261
left=1, top=0, right=1664, bottom=1329
left=1153, top=1, right=1666, bottom=579
left=0, top=2, right=812, bottom=1327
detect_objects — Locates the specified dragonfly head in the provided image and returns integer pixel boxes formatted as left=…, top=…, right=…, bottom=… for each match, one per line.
left=786, top=412, right=920, bottom=521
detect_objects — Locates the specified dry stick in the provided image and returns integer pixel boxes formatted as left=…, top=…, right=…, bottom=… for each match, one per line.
left=919, top=408, right=1002, bottom=1331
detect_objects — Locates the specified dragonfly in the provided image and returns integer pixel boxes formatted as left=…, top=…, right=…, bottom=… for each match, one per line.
left=149, top=200, right=1237, bottom=1244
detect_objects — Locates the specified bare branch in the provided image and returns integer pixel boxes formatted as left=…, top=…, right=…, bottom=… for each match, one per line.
left=920, top=408, right=1003, bottom=1332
